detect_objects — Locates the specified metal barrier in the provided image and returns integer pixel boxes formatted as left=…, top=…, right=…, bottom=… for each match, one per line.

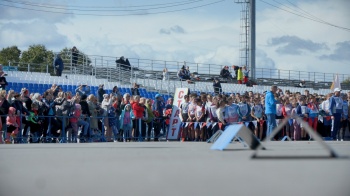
left=0, top=113, right=170, bottom=144
left=5, top=52, right=350, bottom=86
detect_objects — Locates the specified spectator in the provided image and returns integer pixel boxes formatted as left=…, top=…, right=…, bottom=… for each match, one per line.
left=237, top=67, right=243, bottom=84
left=54, top=54, right=64, bottom=77
left=265, top=85, right=278, bottom=139
left=163, top=68, right=169, bottom=81
left=232, top=65, right=239, bottom=79
left=115, top=56, right=131, bottom=70
left=97, top=84, right=105, bottom=103
left=75, top=84, right=90, bottom=96
left=329, top=88, right=343, bottom=141
left=243, top=66, right=250, bottom=84
left=0, top=90, right=10, bottom=141
left=5, top=107, right=19, bottom=143
left=145, top=99, right=155, bottom=141
left=87, top=94, right=99, bottom=134
left=177, top=66, right=191, bottom=81
left=71, top=46, right=79, bottom=67
left=111, top=86, right=123, bottom=102
left=79, top=94, right=92, bottom=142
left=119, top=104, right=134, bottom=142
left=213, top=78, right=222, bottom=95
left=0, top=69, right=8, bottom=90
left=131, top=83, right=140, bottom=96
left=297, top=80, right=306, bottom=88
left=220, top=66, right=233, bottom=82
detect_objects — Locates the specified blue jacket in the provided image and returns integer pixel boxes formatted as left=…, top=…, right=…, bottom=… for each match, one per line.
left=264, top=91, right=276, bottom=114
left=54, top=57, right=64, bottom=70
left=119, top=109, right=134, bottom=129
left=328, top=96, right=343, bottom=115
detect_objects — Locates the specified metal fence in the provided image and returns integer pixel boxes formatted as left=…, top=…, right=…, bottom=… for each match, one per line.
left=6, top=52, right=350, bottom=85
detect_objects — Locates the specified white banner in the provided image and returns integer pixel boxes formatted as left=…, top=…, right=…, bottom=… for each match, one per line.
left=167, top=88, right=189, bottom=140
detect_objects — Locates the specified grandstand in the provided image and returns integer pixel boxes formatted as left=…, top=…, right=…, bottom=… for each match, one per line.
left=4, top=52, right=350, bottom=97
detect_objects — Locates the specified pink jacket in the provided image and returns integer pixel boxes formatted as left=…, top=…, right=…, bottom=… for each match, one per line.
left=70, top=104, right=81, bottom=123
left=6, top=107, right=17, bottom=127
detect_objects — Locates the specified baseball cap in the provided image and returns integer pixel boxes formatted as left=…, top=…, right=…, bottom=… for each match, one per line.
left=333, top=88, right=342, bottom=92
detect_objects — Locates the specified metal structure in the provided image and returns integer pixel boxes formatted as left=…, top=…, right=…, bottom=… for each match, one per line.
left=235, top=0, right=256, bottom=79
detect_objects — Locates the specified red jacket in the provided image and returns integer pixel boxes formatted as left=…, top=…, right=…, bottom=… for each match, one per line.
left=132, top=102, right=145, bottom=119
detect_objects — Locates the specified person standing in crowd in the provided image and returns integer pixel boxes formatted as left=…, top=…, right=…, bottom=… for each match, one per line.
left=119, top=104, right=134, bottom=142
left=152, top=94, right=164, bottom=141
left=320, top=93, right=332, bottom=137
left=179, top=95, right=190, bottom=141
left=0, top=90, right=10, bottom=143
left=75, top=84, right=90, bottom=96
left=97, top=84, right=106, bottom=103
left=131, top=95, right=145, bottom=141
left=237, top=67, right=243, bottom=84
left=54, top=54, right=64, bottom=77
left=0, top=69, right=8, bottom=90
left=265, top=85, right=278, bottom=139
left=340, top=93, right=349, bottom=141
left=328, top=88, right=343, bottom=141
left=71, top=46, right=79, bottom=67
left=296, top=95, right=309, bottom=140
left=145, top=99, right=155, bottom=141
left=163, top=68, right=169, bottom=81
left=131, top=83, right=140, bottom=96
left=213, top=78, right=222, bottom=95
left=79, top=94, right=91, bottom=142
left=243, top=66, right=250, bottom=84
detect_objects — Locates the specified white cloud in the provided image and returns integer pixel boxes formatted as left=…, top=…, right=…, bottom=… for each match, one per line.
left=0, top=0, right=349, bottom=78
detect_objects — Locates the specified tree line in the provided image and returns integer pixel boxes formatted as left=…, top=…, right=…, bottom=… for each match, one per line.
left=0, top=45, right=91, bottom=75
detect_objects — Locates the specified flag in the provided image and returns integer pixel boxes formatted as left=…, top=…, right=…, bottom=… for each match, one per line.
left=330, top=74, right=340, bottom=91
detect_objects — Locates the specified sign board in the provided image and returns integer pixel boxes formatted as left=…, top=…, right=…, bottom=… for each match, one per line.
left=167, top=88, right=189, bottom=140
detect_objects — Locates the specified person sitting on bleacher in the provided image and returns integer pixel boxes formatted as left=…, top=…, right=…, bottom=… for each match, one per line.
left=177, top=66, right=192, bottom=83
left=220, top=66, right=233, bottom=82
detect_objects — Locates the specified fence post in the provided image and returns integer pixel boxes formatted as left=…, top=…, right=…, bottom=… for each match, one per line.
left=27, top=63, right=30, bottom=72
left=46, top=64, right=48, bottom=74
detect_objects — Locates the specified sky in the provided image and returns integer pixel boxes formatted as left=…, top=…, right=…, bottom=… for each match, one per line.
left=0, top=0, right=349, bottom=80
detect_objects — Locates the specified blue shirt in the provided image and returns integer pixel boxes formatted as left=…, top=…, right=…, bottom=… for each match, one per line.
left=265, top=91, right=276, bottom=114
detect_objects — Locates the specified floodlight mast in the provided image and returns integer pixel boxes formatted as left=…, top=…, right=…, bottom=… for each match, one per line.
left=235, top=0, right=255, bottom=79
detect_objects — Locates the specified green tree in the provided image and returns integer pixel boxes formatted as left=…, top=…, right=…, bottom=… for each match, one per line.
left=20, top=44, right=54, bottom=74
left=0, top=46, right=21, bottom=65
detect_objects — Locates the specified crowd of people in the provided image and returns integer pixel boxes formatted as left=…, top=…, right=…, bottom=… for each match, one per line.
left=0, top=81, right=176, bottom=144
left=0, top=79, right=349, bottom=144
left=177, top=86, right=349, bottom=142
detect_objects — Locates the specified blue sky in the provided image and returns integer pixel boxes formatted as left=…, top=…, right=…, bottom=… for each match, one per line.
left=0, top=0, right=349, bottom=76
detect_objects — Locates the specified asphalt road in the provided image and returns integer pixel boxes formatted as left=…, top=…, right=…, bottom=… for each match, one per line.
left=0, top=141, right=350, bottom=196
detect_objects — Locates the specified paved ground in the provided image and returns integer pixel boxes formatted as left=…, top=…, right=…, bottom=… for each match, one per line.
left=0, top=141, right=350, bottom=196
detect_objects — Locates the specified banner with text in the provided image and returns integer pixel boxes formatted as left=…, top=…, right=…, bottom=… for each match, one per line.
left=167, top=88, right=189, bottom=140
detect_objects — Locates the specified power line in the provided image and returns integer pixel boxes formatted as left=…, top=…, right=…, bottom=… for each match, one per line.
left=4, top=0, right=201, bottom=9
left=259, top=0, right=350, bottom=32
left=0, top=0, right=226, bottom=16
left=2, top=0, right=206, bottom=12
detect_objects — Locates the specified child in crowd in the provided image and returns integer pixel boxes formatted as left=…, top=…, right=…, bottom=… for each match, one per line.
left=307, top=95, right=319, bottom=136
left=195, top=98, right=206, bottom=141
left=5, top=107, right=18, bottom=144
left=120, top=104, right=134, bottom=142
left=108, top=101, right=119, bottom=142
left=69, top=104, right=89, bottom=143
left=187, top=94, right=197, bottom=141
left=282, top=97, right=293, bottom=140
left=251, top=98, right=264, bottom=140
left=27, top=102, right=42, bottom=143
left=179, top=95, right=190, bottom=141
left=291, top=100, right=301, bottom=140
left=296, top=96, right=309, bottom=140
